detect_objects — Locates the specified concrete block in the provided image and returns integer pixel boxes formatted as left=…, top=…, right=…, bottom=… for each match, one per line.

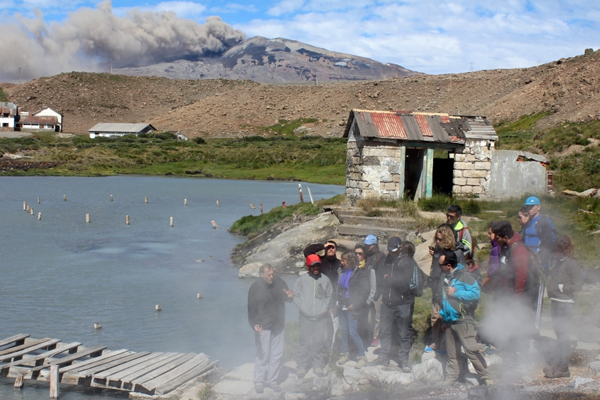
left=466, top=178, right=481, bottom=185
left=393, top=175, right=401, bottom=183
left=463, top=170, right=488, bottom=178
left=453, top=185, right=463, bottom=194
left=474, top=162, right=492, bottom=170
left=462, top=186, right=473, bottom=194
left=383, top=182, right=397, bottom=190
left=472, top=186, right=483, bottom=194
left=465, top=154, right=478, bottom=162
left=454, top=154, right=467, bottom=162
left=454, top=170, right=463, bottom=177
left=453, top=178, right=467, bottom=185
left=360, top=181, right=371, bottom=189
left=454, top=162, right=475, bottom=170
left=362, top=190, right=378, bottom=198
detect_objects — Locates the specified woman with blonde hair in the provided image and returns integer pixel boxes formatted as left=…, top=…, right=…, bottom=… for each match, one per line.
left=425, top=224, right=466, bottom=353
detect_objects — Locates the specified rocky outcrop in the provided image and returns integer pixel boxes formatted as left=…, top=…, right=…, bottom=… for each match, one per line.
left=0, top=160, right=62, bottom=172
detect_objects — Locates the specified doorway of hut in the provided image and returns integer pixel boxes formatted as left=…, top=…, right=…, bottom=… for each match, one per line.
left=404, top=148, right=425, bottom=200
left=432, top=150, right=454, bottom=196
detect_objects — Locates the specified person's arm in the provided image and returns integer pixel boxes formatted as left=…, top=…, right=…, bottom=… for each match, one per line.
left=366, top=268, right=376, bottom=304
left=248, top=284, right=259, bottom=329
left=460, top=228, right=473, bottom=256
left=280, top=277, right=294, bottom=303
left=304, top=243, right=325, bottom=257
left=452, top=278, right=480, bottom=301
left=293, top=277, right=304, bottom=310
left=565, top=258, right=584, bottom=295
left=513, top=246, right=530, bottom=295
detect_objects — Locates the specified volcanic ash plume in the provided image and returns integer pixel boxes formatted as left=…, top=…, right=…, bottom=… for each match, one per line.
left=0, top=0, right=245, bottom=81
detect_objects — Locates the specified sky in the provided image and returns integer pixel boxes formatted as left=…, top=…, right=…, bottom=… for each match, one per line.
left=0, top=0, right=599, bottom=81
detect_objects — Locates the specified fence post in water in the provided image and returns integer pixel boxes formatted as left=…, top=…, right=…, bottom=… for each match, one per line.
left=197, top=293, right=203, bottom=299
left=30, top=207, right=34, bottom=215
left=23, top=201, right=26, bottom=211
left=126, top=215, right=130, bottom=225
left=50, top=365, right=59, bottom=398
left=298, top=184, right=304, bottom=202
left=37, top=197, right=40, bottom=204
left=86, top=214, right=90, bottom=224
left=307, top=186, right=314, bottom=205
left=216, top=200, right=219, bottom=207
left=184, top=199, right=187, bottom=206
left=14, top=373, right=23, bottom=389
left=64, top=195, right=67, bottom=201
left=170, top=217, right=174, bottom=227
left=38, top=212, right=42, bottom=221
left=111, top=195, right=113, bottom=202
left=260, top=203, right=263, bottom=215
left=26, top=205, right=30, bottom=212
left=145, top=197, right=148, bottom=203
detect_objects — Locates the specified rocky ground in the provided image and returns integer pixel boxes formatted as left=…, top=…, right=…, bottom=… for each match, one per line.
left=3, top=49, right=599, bottom=138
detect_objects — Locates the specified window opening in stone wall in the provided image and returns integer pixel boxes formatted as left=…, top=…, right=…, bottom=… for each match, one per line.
left=433, top=150, right=454, bottom=196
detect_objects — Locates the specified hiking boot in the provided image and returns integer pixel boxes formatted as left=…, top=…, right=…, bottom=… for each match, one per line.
left=373, top=357, right=389, bottom=366
left=296, top=368, right=306, bottom=379
left=314, top=367, right=325, bottom=377
left=401, top=364, right=412, bottom=373
left=337, top=352, right=349, bottom=365
left=268, top=382, right=282, bottom=392
left=255, top=383, right=264, bottom=394
left=355, top=356, right=367, bottom=369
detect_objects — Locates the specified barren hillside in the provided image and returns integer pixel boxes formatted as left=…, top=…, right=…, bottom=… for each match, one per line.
left=4, top=50, right=599, bottom=138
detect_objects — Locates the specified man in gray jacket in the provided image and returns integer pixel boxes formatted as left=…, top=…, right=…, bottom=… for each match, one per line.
left=294, top=254, right=333, bottom=378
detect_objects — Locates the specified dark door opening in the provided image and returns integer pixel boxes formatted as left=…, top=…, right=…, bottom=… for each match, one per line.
left=404, top=149, right=425, bottom=200
left=433, top=151, right=454, bottom=196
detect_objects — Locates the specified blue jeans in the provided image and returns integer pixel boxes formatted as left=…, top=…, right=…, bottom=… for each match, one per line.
left=339, top=309, right=365, bottom=357
left=380, top=303, right=413, bottom=365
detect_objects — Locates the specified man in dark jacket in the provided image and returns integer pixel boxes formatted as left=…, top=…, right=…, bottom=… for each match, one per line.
left=373, top=237, right=420, bottom=372
left=304, top=241, right=341, bottom=353
left=248, top=264, right=293, bottom=393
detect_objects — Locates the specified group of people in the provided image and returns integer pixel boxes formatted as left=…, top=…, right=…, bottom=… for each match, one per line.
left=247, top=196, right=584, bottom=393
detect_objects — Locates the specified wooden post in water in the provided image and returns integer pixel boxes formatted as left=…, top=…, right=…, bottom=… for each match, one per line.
left=184, top=199, right=187, bottom=206
left=216, top=200, right=219, bottom=207
left=298, top=184, right=304, bottom=202
left=145, top=197, right=148, bottom=203
left=260, top=203, right=263, bottom=215
left=37, top=197, right=40, bottom=204
left=23, top=201, right=26, bottom=211
left=49, top=365, right=60, bottom=398
left=126, top=215, right=130, bottom=225
left=30, top=207, right=34, bottom=215
left=86, top=214, right=90, bottom=224
left=197, top=293, right=203, bottom=299
left=170, top=217, right=174, bottom=227
left=14, top=373, right=23, bottom=389
left=307, top=186, right=314, bottom=205
left=111, top=195, right=113, bottom=201
left=64, top=195, right=67, bottom=201
left=26, top=205, right=30, bottom=212
left=38, top=212, right=42, bottom=221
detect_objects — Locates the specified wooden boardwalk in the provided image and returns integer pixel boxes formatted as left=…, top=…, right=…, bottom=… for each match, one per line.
left=0, top=334, right=218, bottom=396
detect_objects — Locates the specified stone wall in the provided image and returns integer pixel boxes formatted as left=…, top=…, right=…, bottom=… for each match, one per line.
left=0, top=160, right=62, bottom=172
left=452, top=139, right=494, bottom=197
left=346, top=139, right=404, bottom=205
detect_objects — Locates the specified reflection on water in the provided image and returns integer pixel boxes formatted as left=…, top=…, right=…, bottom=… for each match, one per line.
left=0, top=176, right=343, bottom=400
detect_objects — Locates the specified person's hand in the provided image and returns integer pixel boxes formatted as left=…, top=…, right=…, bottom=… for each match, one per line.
left=254, top=325, right=263, bottom=333
left=284, top=289, right=293, bottom=298
left=429, top=248, right=435, bottom=256
left=447, top=287, right=456, bottom=297
left=383, top=274, right=389, bottom=280
left=329, top=309, right=334, bottom=315
left=348, top=304, right=354, bottom=310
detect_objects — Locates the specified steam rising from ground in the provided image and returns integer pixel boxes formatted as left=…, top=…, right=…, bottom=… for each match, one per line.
left=0, top=0, right=245, bottom=81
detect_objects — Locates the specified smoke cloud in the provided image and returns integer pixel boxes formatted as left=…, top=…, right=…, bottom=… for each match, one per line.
left=0, top=0, right=246, bottom=81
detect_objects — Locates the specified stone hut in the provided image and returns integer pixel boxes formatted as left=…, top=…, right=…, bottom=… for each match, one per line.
left=343, top=109, right=547, bottom=203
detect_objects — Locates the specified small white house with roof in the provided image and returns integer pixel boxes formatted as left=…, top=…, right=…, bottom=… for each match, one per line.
left=88, top=123, right=156, bottom=138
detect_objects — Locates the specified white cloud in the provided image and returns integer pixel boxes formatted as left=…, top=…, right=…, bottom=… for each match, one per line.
left=210, top=3, right=258, bottom=13
left=267, top=0, right=305, bottom=16
left=146, top=1, right=207, bottom=18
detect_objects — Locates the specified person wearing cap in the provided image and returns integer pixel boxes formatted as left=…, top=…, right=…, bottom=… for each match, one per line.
left=364, top=234, right=385, bottom=347
left=373, top=237, right=420, bottom=372
left=521, top=196, right=556, bottom=269
left=446, top=205, right=473, bottom=258
left=248, top=264, right=294, bottom=393
left=293, top=254, right=333, bottom=378
left=303, top=241, right=342, bottom=353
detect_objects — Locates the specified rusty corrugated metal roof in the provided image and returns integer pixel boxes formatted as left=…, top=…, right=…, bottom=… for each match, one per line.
left=343, top=109, right=497, bottom=144
left=21, top=116, right=59, bottom=124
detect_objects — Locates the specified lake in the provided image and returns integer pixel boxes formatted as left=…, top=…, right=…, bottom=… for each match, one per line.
left=0, top=176, right=344, bottom=399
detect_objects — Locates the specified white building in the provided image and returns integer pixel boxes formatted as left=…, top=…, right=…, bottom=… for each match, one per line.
left=88, top=123, right=156, bottom=138
left=19, top=107, right=63, bottom=132
left=0, top=102, right=18, bottom=129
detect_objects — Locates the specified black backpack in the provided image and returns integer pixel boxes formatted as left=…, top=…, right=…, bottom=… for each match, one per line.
left=501, top=242, right=543, bottom=297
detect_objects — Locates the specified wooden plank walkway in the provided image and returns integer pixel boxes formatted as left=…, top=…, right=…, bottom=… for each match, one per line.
left=0, top=334, right=218, bottom=397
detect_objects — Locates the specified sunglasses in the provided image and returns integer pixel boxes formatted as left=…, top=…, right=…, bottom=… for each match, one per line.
left=435, top=237, right=443, bottom=242
left=355, top=252, right=364, bottom=256
left=446, top=213, right=457, bottom=219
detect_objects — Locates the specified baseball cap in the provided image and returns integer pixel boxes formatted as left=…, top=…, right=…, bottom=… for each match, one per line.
left=306, top=254, right=321, bottom=267
left=386, top=237, right=402, bottom=252
left=364, top=235, right=378, bottom=245
left=523, top=196, right=540, bottom=206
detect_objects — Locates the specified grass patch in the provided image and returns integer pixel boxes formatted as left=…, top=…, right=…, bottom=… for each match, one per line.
left=230, top=194, right=346, bottom=236
left=0, top=86, right=7, bottom=102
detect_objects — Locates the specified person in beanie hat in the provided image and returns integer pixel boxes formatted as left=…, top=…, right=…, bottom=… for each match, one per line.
left=293, top=254, right=333, bottom=378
